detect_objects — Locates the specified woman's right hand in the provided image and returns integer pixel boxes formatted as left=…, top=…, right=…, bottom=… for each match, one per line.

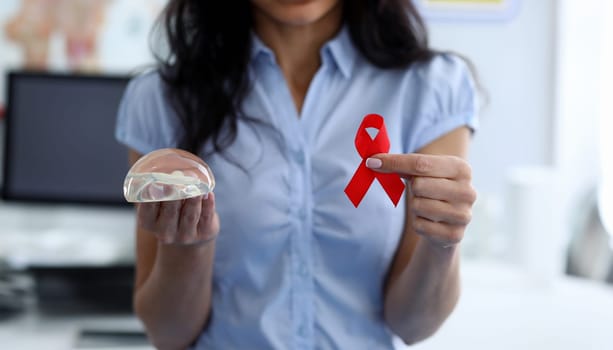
left=136, top=192, right=220, bottom=245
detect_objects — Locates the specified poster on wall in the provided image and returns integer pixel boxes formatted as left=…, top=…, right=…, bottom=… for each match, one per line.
left=414, top=0, right=521, bottom=22
left=0, top=0, right=166, bottom=114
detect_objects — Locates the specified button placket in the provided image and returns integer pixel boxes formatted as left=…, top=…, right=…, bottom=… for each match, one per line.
left=298, top=206, right=307, bottom=220
left=298, top=261, right=309, bottom=277
left=257, top=55, right=317, bottom=348
left=267, top=54, right=324, bottom=349
left=294, top=148, right=305, bottom=164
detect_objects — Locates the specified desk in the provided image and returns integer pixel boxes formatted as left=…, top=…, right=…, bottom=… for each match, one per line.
left=0, top=202, right=135, bottom=268
left=1, top=261, right=612, bottom=350
left=0, top=310, right=151, bottom=350
left=0, top=202, right=146, bottom=349
left=1, top=200, right=612, bottom=350
left=407, top=261, right=613, bottom=350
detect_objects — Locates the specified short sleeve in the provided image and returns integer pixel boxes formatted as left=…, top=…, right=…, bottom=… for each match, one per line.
left=115, top=71, right=181, bottom=155
left=405, top=53, right=480, bottom=152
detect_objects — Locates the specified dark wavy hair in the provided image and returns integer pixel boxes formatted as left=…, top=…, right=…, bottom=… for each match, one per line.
left=154, top=1, right=436, bottom=156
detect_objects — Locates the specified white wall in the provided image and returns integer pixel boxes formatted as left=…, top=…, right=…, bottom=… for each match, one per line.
left=599, top=2, right=613, bottom=236
left=554, top=0, right=607, bottom=252
left=427, top=0, right=606, bottom=267
left=0, top=0, right=20, bottom=111
left=425, top=0, right=561, bottom=261
left=427, top=0, right=557, bottom=197
left=1, top=1, right=605, bottom=268
left=0, top=0, right=560, bottom=200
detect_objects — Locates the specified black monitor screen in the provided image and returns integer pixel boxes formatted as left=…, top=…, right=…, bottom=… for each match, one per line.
left=2, top=72, right=131, bottom=206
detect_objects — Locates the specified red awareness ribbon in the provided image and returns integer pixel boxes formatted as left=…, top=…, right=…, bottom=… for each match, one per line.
left=344, top=114, right=406, bottom=207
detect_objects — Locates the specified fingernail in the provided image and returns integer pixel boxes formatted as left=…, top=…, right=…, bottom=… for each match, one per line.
left=365, top=158, right=382, bottom=169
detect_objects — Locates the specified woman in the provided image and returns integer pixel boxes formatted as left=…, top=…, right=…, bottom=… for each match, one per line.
left=116, top=0, right=478, bottom=349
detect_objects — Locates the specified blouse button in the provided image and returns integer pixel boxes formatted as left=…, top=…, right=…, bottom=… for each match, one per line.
left=299, top=263, right=309, bottom=277
left=293, top=149, right=305, bottom=164
left=298, top=323, right=308, bottom=337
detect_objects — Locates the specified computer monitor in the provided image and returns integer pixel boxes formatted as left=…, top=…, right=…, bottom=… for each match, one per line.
left=2, top=71, right=131, bottom=206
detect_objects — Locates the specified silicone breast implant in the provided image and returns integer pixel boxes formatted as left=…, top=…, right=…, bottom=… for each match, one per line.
left=123, top=148, right=215, bottom=203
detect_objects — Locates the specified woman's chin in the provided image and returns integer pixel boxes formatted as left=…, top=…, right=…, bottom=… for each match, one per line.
left=252, top=0, right=341, bottom=27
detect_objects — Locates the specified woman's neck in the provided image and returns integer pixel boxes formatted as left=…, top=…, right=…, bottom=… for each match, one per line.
left=252, top=4, right=343, bottom=114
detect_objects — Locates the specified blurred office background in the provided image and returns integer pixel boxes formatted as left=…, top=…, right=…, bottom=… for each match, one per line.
left=0, top=0, right=612, bottom=349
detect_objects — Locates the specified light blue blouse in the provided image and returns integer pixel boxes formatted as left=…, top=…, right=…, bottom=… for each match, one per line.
left=116, top=26, right=478, bottom=350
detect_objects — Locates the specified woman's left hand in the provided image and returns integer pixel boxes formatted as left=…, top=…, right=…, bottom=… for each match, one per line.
left=366, top=153, right=477, bottom=248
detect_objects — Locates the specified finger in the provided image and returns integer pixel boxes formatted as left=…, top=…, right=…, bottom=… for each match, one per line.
left=410, top=177, right=477, bottom=204
left=157, top=200, right=182, bottom=243
left=366, top=153, right=471, bottom=180
left=136, top=202, right=160, bottom=232
left=177, top=196, right=202, bottom=244
left=411, top=197, right=472, bottom=226
left=413, top=216, right=465, bottom=246
left=197, top=192, right=219, bottom=241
